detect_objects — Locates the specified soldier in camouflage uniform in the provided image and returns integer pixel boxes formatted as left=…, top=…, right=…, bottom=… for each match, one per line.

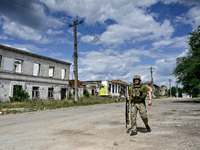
left=127, top=75, right=152, bottom=136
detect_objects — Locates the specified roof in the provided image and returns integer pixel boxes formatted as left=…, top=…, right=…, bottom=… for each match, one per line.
left=0, top=45, right=71, bottom=65
left=111, top=80, right=129, bottom=85
left=69, top=80, right=83, bottom=87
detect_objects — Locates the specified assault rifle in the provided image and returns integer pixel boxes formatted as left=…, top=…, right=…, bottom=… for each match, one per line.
left=125, top=95, right=130, bottom=128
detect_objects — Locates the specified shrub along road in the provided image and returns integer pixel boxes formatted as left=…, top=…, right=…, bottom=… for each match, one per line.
left=0, top=98, right=199, bottom=150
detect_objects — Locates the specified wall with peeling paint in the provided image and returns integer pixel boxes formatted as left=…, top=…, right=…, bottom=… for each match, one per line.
left=0, top=45, right=71, bottom=102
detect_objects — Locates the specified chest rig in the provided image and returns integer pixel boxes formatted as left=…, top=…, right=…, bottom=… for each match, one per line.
left=130, top=84, right=146, bottom=103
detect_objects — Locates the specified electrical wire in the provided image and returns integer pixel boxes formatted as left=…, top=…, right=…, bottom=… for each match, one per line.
left=8, top=0, right=130, bottom=64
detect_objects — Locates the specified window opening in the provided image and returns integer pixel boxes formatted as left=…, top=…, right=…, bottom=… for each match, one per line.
left=33, top=63, right=40, bottom=76
left=48, top=87, right=54, bottom=99
left=49, top=66, right=54, bottom=77
left=13, top=85, right=22, bottom=96
left=15, top=59, right=23, bottom=73
left=32, top=87, right=39, bottom=99
left=61, top=88, right=66, bottom=100
left=61, top=69, right=66, bottom=79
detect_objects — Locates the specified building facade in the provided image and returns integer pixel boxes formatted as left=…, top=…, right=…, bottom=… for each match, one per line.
left=0, top=45, right=71, bottom=102
left=82, top=80, right=129, bottom=97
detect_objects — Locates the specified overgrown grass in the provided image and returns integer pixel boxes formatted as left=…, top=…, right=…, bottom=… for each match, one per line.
left=0, top=97, right=125, bottom=114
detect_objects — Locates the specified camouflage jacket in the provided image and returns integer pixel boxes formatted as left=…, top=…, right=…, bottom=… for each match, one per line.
left=129, top=83, right=149, bottom=102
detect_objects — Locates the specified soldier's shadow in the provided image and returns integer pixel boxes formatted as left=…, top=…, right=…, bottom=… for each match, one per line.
left=126, top=127, right=147, bottom=133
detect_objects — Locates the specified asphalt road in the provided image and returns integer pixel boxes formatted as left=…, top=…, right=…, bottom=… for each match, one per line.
left=0, top=98, right=200, bottom=150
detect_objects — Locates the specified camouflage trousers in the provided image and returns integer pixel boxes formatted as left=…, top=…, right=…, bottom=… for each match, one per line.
left=130, top=101, right=148, bottom=132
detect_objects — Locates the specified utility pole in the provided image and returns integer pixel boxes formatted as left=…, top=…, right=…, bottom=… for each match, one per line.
left=69, top=20, right=83, bottom=102
left=169, top=79, right=172, bottom=97
left=149, top=67, right=154, bottom=96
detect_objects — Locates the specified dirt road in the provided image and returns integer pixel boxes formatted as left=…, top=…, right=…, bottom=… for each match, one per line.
left=0, top=98, right=200, bottom=150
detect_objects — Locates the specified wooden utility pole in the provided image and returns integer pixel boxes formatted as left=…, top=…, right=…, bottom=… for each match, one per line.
left=169, top=79, right=172, bottom=97
left=69, top=20, right=83, bottom=102
left=149, top=67, right=154, bottom=96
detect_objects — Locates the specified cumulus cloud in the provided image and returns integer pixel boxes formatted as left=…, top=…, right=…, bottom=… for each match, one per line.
left=2, top=19, right=42, bottom=41
left=39, top=0, right=175, bottom=46
left=0, top=0, right=64, bottom=42
left=185, top=6, right=200, bottom=29
left=78, top=49, right=140, bottom=81
left=152, top=36, right=187, bottom=49
left=78, top=46, right=162, bottom=82
left=155, top=58, right=176, bottom=76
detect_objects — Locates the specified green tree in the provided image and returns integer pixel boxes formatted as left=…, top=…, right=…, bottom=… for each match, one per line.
left=84, top=89, right=90, bottom=97
left=68, top=90, right=72, bottom=99
left=168, top=87, right=177, bottom=97
left=178, top=88, right=183, bottom=97
left=9, top=85, right=29, bottom=102
left=173, top=26, right=200, bottom=97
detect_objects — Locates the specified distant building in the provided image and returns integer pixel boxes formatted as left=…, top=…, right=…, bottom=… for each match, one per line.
left=0, top=45, right=71, bottom=102
left=82, top=80, right=129, bottom=97
left=69, top=80, right=85, bottom=97
left=160, top=85, right=167, bottom=96
left=144, top=81, right=167, bottom=96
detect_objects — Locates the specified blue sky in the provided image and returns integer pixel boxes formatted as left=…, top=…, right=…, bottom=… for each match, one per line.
left=0, top=0, right=200, bottom=88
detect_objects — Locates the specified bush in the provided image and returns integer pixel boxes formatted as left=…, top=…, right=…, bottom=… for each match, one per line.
left=84, top=89, right=90, bottom=97
left=68, top=90, right=72, bottom=99
left=9, top=85, right=29, bottom=102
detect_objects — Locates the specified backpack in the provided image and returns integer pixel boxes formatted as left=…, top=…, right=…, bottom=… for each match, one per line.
left=130, top=84, right=147, bottom=102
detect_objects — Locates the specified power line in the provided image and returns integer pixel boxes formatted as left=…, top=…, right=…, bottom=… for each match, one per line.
left=9, top=0, right=130, bottom=64
left=79, top=25, right=130, bottom=63
left=8, top=0, right=73, bottom=25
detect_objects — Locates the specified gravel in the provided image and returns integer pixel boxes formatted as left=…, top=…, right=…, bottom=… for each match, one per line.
left=0, top=98, right=199, bottom=150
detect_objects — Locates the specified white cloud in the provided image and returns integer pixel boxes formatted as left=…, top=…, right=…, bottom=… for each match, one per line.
left=185, top=6, right=200, bottom=29
left=0, top=35, right=8, bottom=40
left=40, top=0, right=175, bottom=46
left=47, top=29, right=63, bottom=35
left=152, top=36, right=187, bottom=48
left=155, top=58, right=176, bottom=76
left=77, top=46, right=163, bottom=82
left=2, top=19, right=42, bottom=41
left=78, top=49, right=141, bottom=81
left=162, top=0, right=200, bottom=6
left=177, top=49, right=188, bottom=58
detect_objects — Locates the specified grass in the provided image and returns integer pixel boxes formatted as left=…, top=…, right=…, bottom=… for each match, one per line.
left=0, top=96, right=125, bottom=114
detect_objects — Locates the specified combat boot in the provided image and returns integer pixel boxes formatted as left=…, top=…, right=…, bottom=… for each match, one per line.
left=146, top=125, right=151, bottom=132
left=130, top=131, right=137, bottom=136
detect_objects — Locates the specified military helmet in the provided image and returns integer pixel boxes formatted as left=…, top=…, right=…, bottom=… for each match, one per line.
left=133, top=75, right=141, bottom=81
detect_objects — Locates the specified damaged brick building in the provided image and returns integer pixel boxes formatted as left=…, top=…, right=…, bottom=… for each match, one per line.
left=0, top=45, right=71, bottom=102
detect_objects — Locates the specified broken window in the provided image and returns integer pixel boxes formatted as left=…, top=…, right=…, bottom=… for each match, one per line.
left=61, top=69, right=66, bottom=79
left=33, top=63, right=40, bottom=76
left=13, top=85, right=22, bottom=96
left=32, top=87, right=39, bottom=99
left=3, top=57, right=14, bottom=71
left=15, top=59, right=23, bottom=73
left=0, top=55, right=2, bottom=70
left=61, top=88, right=66, bottom=100
left=49, top=66, right=54, bottom=77
left=48, top=87, right=54, bottom=99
